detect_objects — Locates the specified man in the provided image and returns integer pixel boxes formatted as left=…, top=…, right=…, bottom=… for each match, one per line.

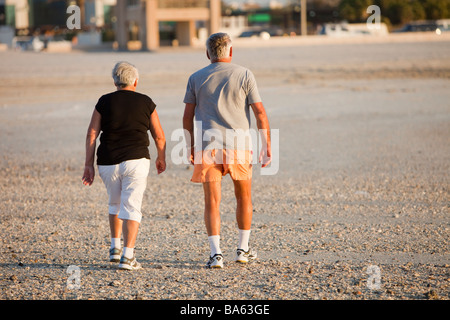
left=83, top=61, right=166, bottom=270
left=183, top=33, right=271, bottom=268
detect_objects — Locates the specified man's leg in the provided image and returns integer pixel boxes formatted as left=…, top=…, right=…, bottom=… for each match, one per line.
left=203, top=180, right=222, bottom=236
left=233, top=179, right=257, bottom=263
left=203, top=180, right=224, bottom=268
left=233, top=179, right=252, bottom=231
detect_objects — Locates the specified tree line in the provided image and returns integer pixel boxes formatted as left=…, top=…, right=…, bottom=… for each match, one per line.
left=339, top=0, right=450, bottom=26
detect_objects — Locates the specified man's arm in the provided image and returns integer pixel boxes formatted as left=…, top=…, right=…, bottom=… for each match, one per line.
left=82, top=109, right=101, bottom=186
left=251, top=102, right=271, bottom=167
left=183, top=103, right=196, bottom=164
left=149, top=110, right=166, bottom=174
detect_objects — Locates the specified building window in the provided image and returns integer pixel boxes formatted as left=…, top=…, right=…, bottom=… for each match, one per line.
left=158, top=0, right=209, bottom=9
left=127, top=0, right=140, bottom=7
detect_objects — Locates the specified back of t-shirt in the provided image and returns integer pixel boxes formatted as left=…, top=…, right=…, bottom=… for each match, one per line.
left=184, top=62, right=261, bottom=151
left=95, top=90, right=156, bottom=165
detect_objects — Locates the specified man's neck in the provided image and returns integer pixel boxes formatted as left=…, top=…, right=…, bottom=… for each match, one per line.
left=211, top=57, right=232, bottom=63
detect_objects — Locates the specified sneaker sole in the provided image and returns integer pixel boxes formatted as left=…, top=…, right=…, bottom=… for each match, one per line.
left=118, top=263, right=142, bottom=271
left=207, top=254, right=224, bottom=269
left=110, top=256, right=121, bottom=263
left=235, top=257, right=257, bottom=264
left=206, top=262, right=223, bottom=269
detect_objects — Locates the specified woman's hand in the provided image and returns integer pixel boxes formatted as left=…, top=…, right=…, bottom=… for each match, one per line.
left=82, top=165, right=95, bottom=186
left=155, top=157, right=166, bottom=175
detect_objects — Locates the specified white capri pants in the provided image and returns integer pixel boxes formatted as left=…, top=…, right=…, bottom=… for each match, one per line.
left=98, top=158, right=150, bottom=223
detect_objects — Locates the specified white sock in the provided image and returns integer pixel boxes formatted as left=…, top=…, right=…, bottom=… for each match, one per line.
left=123, top=247, right=134, bottom=259
left=208, top=235, right=222, bottom=257
left=111, top=238, right=121, bottom=249
left=238, top=229, right=251, bottom=252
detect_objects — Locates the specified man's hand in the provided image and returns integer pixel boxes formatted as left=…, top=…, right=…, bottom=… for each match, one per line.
left=82, top=165, right=95, bottom=186
left=251, top=102, right=271, bottom=168
left=259, top=146, right=272, bottom=168
left=183, top=103, right=196, bottom=165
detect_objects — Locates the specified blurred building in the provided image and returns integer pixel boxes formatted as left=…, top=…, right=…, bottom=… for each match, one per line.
left=0, top=0, right=221, bottom=50
left=84, top=0, right=117, bottom=28
left=220, top=14, right=247, bottom=38
left=0, top=0, right=30, bottom=29
left=0, top=0, right=116, bottom=30
left=116, top=0, right=221, bottom=50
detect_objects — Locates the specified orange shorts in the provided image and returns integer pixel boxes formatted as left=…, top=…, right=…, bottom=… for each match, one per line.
left=191, top=149, right=253, bottom=183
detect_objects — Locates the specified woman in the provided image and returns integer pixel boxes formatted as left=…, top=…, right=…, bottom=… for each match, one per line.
left=82, top=61, right=166, bottom=270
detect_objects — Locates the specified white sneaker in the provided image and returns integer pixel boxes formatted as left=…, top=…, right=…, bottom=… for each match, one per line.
left=206, top=254, right=224, bottom=269
left=118, top=255, right=142, bottom=270
left=235, top=248, right=257, bottom=264
left=109, top=248, right=122, bottom=263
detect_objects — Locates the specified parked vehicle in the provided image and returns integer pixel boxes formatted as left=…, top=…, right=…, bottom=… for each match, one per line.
left=319, top=23, right=388, bottom=37
left=395, top=20, right=450, bottom=35
left=13, top=36, right=45, bottom=52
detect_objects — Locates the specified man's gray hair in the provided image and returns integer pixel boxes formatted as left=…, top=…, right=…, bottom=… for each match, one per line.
left=112, top=61, right=139, bottom=88
left=206, top=33, right=232, bottom=60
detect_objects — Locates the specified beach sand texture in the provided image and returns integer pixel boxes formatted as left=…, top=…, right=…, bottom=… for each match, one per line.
left=0, top=35, right=449, bottom=300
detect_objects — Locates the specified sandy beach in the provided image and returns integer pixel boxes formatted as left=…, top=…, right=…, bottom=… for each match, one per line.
left=0, top=34, right=449, bottom=302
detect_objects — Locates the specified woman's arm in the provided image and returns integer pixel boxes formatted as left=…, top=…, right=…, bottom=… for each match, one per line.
left=82, top=109, right=101, bottom=186
left=149, top=110, right=166, bottom=174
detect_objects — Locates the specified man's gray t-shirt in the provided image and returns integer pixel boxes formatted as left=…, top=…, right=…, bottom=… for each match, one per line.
left=184, top=62, right=261, bottom=151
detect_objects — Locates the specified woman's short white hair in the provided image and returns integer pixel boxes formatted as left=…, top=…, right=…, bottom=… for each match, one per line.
left=112, top=61, right=139, bottom=88
left=206, top=33, right=232, bottom=60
